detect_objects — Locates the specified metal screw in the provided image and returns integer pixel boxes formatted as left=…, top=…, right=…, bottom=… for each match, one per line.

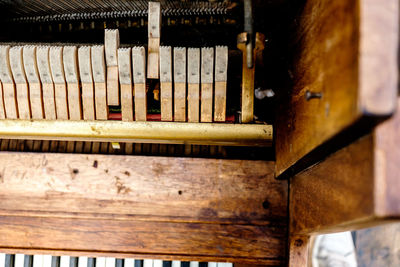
left=305, top=90, right=323, bottom=101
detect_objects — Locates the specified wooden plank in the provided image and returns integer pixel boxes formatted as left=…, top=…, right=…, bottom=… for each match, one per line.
left=147, top=1, right=161, bottom=79
left=214, top=46, right=228, bottom=122
left=50, top=46, right=69, bottom=120
left=0, top=45, right=18, bottom=119
left=132, top=47, right=147, bottom=121
left=0, top=82, right=5, bottom=119
left=23, top=46, right=44, bottom=119
left=173, top=47, right=186, bottom=122
left=63, top=46, right=82, bottom=120
left=201, top=48, right=214, bottom=123
left=78, top=46, right=95, bottom=120
left=160, top=46, right=173, bottom=121
left=118, top=48, right=133, bottom=121
left=187, top=48, right=200, bottom=123
left=37, top=46, right=56, bottom=120
left=105, top=29, right=120, bottom=105
left=0, top=154, right=286, bottom=264
left=276, top=0, right=399, bottom=178
left=9, top=46, right=31, bottom=119
left=288, top=236, right=309, bottom=267
left=290, top=98, right=400, bottom=236
left=91, top=45, right=108, bottom=120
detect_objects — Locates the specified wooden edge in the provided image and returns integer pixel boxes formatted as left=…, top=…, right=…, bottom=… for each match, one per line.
left=0, top=120, right=272, bottom=146
left=288, top=235, right=309, bottom=267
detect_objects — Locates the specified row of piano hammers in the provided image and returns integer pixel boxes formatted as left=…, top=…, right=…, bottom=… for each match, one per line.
left=0, top=31, right=228, bottom=123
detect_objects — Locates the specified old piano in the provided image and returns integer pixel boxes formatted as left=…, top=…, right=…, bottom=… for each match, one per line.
left=0, top=0, right=397, bottom=266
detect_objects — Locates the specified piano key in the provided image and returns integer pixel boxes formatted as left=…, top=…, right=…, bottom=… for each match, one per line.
left=216, top=264, right=232, bottom=267
left=23, top=46, right=44, bottom=119
left=198, top=263, right=207, bottom=267
left=147, top=1, right=160, bottom=79
left=15, top=254, right=25, bottom=267
left=162, top=261, right=171, bottom=267
left=50, top=46, right=69, bottom=120
left=173, top=47, right=186, bottom=122
left=69, top=257, right=78, bottom=267
left=123, top=259, right=133, bottom=267
left=133, top=260, right=142, bottom=267
left=37, top=46, right=56, bottom=120
left=214, top=46, right=228, bottom=122
left=117, top=48, right=133, bottom=121
left=0, top=254, right=4, bottom=267
left=5, top=255, right=14, bottom=267
left=86, top=258, right=95, bottom=267
left=189, top=262, right=198, bottom=267
left=43, top=256, right=52, bottom=267
left=77, top=257, right=87, bottom=267
left=63, top=46, right=82, bottom=120
left=207, top=263, right=217, bottom=267
left=132, top=47, right=147, bottom=121
left=78, top=46, right=95, bottom=120
left=105, top=258, right=115, bottom=267
left=32, top=255, right=43, bottom=267
left=50, top=256, right=60, bottom=267
left=10, top=46, right=31, bottom=119
left=187, top=48, right=200, bottom=122
left=104, top=29, right=120, bottom=106
left=200, top=47, right=214, bottom=122
left=171, top=261, right=180, bottom=267
left=181, top=262, right=189, bottom=267
left=142, top=260, right=152, bottom=267
left=60, top=256, right=70, bottom=267
left=91, top=45, right=108, bottom=120
left=0, top=45, right=18, bottom=119
left=153, top=260, right=162, bottom=267
left=115, top=259, right=123, bottom=267
left=160, top=46, right=172, bottom=121
left=95, top=257, right=105, bottom=267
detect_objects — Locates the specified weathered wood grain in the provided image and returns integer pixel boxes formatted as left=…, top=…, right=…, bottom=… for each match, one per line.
left=276, top=0, right=399, bottom=178
left=0, top=154, right=286, bottom=264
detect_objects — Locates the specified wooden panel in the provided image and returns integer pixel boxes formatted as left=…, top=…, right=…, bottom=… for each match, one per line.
left=290, top=99, right=400, bottom=235
left=0, top=154, right=287, bottom=265
left=276, top=0, right=399, bottom=178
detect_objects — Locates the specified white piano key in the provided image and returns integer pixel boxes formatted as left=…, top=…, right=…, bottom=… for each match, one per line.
left=216, top=264, right=232, bottom=267
left=189, top=262, right=198, bottom=267
left=143, top=260, right=153, bottom=267
left=15, top=254, right=25, bottom=267
left=105, top=258, right=115, bottom=267
left=78, top=257, right=87, bottom=267
left=0, top=253, right=5, bottom=267
left=171, top=261, right=180, bottom=267
left=124, top=259, right=135, bottom=267
left=43, top=256, right=52, bottom=267
left=33, top=255, right=43, bottom=267
left=96, top=258, right=106, bottom=267
left=207, top=263, right=217, bottom=267
left=60, top=256, right=70, bottom=267
left=153, top=260, right=162, bottom=267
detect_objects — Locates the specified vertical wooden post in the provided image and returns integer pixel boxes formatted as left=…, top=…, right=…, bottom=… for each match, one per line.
left=63, top=46, right=82, bottom=120
left=147, top=1, right=161, bottom=79
left=105, top=29, right=120, bottom=106
left=118, top=48, right=133, bottom=121
left=214, top=46, right=228, bottom=122
left=78, top=46, right=95, bottom=120
left=201, top=47, right=214, bottom=122
left=132, top=47, right=147, bottom=121
left=0, top=45, right=18, bottom=119
left=91, top=45, right=108, bottom=120
left=50, top=46, right=69, bottom=120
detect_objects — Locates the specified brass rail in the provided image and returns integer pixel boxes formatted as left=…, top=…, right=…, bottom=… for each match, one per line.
left=0, top=120, right=272, bottom=146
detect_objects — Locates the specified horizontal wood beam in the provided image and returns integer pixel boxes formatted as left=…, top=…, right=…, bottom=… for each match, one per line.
left=0, top=120, right=272, bottom=146
left=0, top=154, right=287, bottom=264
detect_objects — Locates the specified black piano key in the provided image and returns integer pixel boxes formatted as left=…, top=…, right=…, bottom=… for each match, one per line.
left=115, top=259, right=123, bottom=267
left=69, top=257, right=78, bottom=267
left=134, top=260, right=142, bottom=267
left=5, top=255, right=14, bottom=267
left=181, top=262, right=189, bottom=267
left=23, top=256, right=33, bottom=267
left=51, top=256, right=60, bottom=267
left=87, top=258, right=96, bottom=267
left=199, top=263, right=207, bottom=267
left=162, top=261, right=171, bottom=267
